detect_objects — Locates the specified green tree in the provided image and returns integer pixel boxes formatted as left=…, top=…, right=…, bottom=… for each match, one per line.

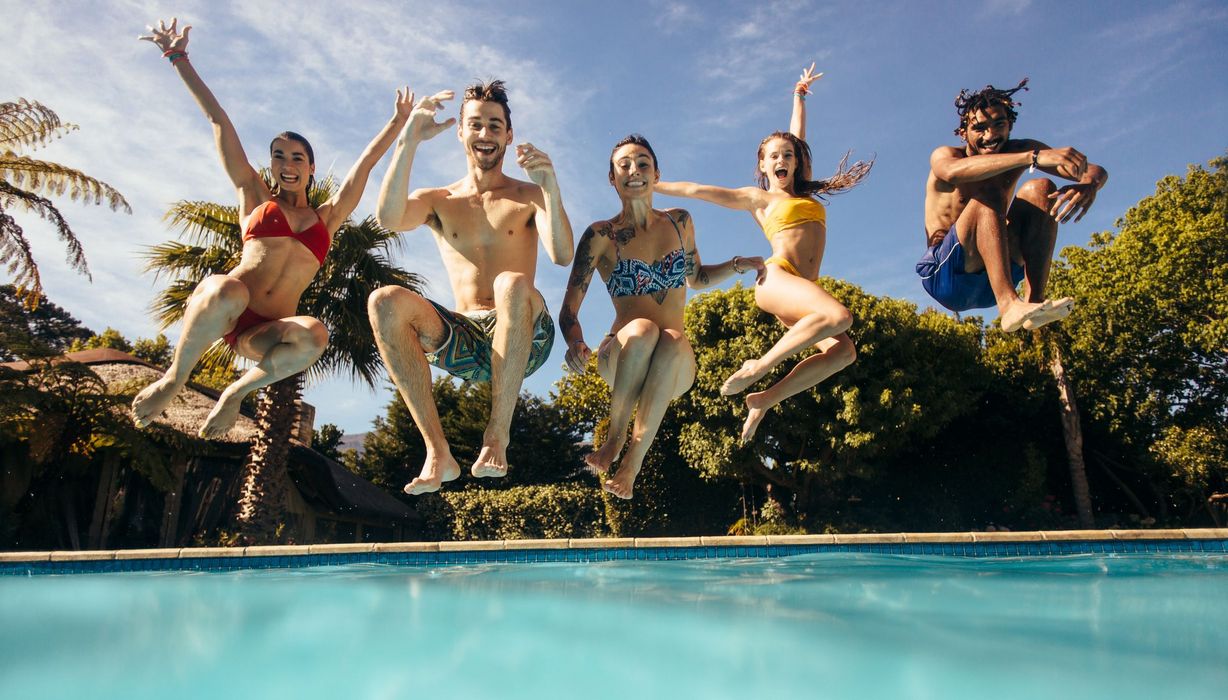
left=68, top=327, right=133, bottom=354
left=312, top=423, right=346, bottom=462
left=0, top=284, right=93, bottom=360
left=0, top=99, right=130, bottom=307
left=142, top=174, right=423, bottom=544
left=675, top=281, right=987, bottom=527
left=1045, top=155, right=1228, bottom=524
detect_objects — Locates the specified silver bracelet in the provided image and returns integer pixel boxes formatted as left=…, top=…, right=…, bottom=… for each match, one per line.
left=732, top=256, right=743, bottom=273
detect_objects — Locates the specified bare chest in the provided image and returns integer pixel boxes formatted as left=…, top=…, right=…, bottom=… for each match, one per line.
left=433, top=194, right=536, bottom=250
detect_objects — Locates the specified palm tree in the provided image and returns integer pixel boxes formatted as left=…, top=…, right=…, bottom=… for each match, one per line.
left=0, top=99, right=130, bottom=308
left=143, top=173, right=424, bottom=543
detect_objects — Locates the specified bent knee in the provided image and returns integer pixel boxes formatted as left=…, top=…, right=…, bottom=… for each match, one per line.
left=1017, top=177, right=1057, bottom=203
left=833, top=336, right=857, bottom=366
left=622, top=318, right=662, bottom=344
left=368, top=285, right=420, bottom=320
left=493, top=271, right=532, bottom=299
left=196, top=275, right=249, bottom=308
left=288, top=319, right=329, bottom=351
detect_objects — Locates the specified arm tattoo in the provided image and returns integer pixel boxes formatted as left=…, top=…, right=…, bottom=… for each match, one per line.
left=559, top=305, right=578, bottom=334
left=568, top=229, right=596, bottom=293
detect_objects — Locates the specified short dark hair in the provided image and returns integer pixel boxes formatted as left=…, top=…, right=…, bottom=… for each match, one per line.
left=954, top=78, right=1029, bottom=136
left=463, top=79, right=511, bottom=129
left=609, top=134, right=659, bottom=178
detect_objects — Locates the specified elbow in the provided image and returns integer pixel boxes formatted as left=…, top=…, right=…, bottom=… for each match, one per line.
left=552, top=247, right=574, bottom=267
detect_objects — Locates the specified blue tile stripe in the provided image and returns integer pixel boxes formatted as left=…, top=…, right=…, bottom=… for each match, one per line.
left=2, top=538, right=1225, bottom=576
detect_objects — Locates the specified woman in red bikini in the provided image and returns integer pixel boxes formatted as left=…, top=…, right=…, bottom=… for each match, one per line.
left=656, top=64, right=872, bottom=443
left=132, top=18, right=440, bottom=438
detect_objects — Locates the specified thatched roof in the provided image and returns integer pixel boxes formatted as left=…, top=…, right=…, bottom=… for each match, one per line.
left=289, top=445, right=417, bottom=523
left=3, top=348, right=259, bottom=444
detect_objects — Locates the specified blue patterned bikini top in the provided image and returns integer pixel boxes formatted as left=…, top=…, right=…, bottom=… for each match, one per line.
left=606, top=212, right=688, bottom=298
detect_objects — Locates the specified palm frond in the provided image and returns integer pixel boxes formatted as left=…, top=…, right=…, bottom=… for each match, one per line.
left=0, top=154, right=131, bottom=213
left=0, top=99, right=77, bottom=152
left=0, top=180, right=90, bottom=278
left=163, top=200, right=241, bottom=248
left=148, top=278, right=200, bottom=329
left=142, top=241, right=238, bottom=281
left=0, top=200, right=40, bottom=306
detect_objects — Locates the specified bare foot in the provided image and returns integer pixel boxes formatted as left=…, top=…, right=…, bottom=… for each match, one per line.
left=199, top=392, right=244, bottom=439
left=999, top=299, right=1050, bottom=333
left=471, top=443, right=509, bottom=478
left=602, top=464, right=640, bottom=500
left=741, top=392, right=770, bottom=444
left=1022, top=297, right=1074, bottom=331
left=582, top=436, right=624, bottom=476
left=131, top=376, right=181, bottom=428
left=404, top=454, right=462, bottom=495
left=721, top=359, right=765, bottom=396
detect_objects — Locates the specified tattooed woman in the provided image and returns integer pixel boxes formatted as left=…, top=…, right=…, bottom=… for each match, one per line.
left=656, top=64, right=872, bottom=443
left=132, top=18, right=432, bottom=437
left=560, top=135, right=765, bottom=499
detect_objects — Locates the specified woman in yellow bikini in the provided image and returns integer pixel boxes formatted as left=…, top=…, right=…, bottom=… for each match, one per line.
left=656, top=64, right=872, bottom=442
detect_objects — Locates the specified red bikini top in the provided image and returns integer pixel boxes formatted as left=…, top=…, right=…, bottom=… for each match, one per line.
left=242, top=200, right=330, bottom=265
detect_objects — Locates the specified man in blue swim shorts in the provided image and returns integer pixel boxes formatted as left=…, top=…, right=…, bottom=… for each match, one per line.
left=919, top=78, right=1107, bottom=331
left=368, top=79, right=574, bottom=494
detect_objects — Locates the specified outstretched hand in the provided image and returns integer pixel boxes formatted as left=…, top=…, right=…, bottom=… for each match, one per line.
left=564, top=338, right=591, bottom=374
left=516, top=143, right=557, bottom=187
left=1048, top=183, right=1098, bottom=223
left=139, top=17, right=190, bottom=54
left=741, top=255, right=768, bottom=284
left=796, top=62, right=823, bottom=95
left=404, top=90, right=456, bottom=141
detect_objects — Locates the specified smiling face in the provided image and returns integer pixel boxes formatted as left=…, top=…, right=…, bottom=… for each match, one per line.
left=758, top=137, right=797, bottom=192
left=609, top=143, right=659, bottom=200
left=458, top=99, right=512, bottom=171
left=269, top=137, right=315, bottom=193
left=961, top=104, right=1012, bottom=155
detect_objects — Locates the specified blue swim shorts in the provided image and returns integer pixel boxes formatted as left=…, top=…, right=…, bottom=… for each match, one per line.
left=915, top=228, right=1024, bottom=312
left=423, top=298, right=555, bottom=382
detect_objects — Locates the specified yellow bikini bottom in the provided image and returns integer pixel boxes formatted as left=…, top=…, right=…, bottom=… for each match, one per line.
left=764, top=256, right=819, bottom=283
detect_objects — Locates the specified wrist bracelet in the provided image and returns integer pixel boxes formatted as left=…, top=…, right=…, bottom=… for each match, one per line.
left=732, top=256, right=743, bottom=273
left=1029, top=149, right=1039, bottom=173
left=164, top=51, right=188, bottom=65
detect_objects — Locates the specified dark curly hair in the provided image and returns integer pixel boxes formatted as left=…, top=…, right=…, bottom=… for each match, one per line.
left=754, top=132, right=872, bottom=199
left=463, top=79, right=511, bottom=129
left=954, top=78, right=1029, bottom=136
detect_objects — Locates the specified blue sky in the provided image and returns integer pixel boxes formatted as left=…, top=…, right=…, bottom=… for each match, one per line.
left=4, top=0, right=1226, bottom=434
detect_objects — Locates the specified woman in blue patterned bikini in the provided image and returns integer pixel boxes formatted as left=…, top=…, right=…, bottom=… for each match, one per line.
left=559, top=135, right=765, bottom=499
left=656, top=64, right=872, bottom=443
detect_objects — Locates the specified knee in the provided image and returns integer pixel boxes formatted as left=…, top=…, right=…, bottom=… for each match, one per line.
left=493, top=271, right=532, bottom=303
left=654, top=329, right=692, bottom=362
left=196, top=275, right=248, bottom=311
left=368, top=285, right=415, bottom=325
left=831, top=336, right=857, bottom=368
left=295, top=319, right=330, bottom=353
left=1017, top=177, right=1057, bottom=205
left=808, top=307, right=853, bottom=334
left=622, top=318, right=662, bottom=346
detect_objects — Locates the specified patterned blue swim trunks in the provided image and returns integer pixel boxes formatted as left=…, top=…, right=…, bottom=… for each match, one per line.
left=423, top=298, right=555, bottom=382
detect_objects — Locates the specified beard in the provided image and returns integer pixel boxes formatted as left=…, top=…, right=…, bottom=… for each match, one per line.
left=471, top=143, right=505, bottom=171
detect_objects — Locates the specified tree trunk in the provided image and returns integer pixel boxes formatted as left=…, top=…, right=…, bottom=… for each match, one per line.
left=1049, top=342, right=1095, bottom=528
left=234, top=374, right=303, bottom=545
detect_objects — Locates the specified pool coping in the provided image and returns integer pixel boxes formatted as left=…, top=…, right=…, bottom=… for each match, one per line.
left=2, top=528, right=1226, bottom=570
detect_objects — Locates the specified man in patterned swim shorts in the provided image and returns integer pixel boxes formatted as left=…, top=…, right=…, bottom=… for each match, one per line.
left=369, top=80, right=574, bottom=494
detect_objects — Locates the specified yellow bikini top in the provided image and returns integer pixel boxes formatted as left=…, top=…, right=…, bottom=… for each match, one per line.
left=761, top=197, right=826, bottom=239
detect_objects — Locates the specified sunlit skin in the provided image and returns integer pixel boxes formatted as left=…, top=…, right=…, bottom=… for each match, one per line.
left=559, top=142, right=764, bottom=499
left=370, top=86, right=575, bottom=495
left=925, top=100, right=1109, bottom=331
left=130, top=17, right=415, bottom=438
left=654, top=63, right=859, bottom=443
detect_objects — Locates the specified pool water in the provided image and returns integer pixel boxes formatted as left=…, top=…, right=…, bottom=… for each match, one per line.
left=2, top=552, right=1226, bottom=699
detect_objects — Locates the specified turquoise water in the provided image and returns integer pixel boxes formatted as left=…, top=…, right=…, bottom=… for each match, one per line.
left=2, top=553, right=1226, bottom=699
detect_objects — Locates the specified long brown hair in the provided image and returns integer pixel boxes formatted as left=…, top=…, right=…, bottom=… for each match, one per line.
left=754, top=131, right=872, bottom=199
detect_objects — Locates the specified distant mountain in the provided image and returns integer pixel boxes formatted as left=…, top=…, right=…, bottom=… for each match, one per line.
left=338, top=433, right=369, bottom=455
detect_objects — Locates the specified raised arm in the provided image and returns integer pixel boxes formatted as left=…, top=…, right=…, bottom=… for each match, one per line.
left=321, top=88, right=443, bottom=232
left=654, top=181, right=767, bottom=212
left=517, top=143, right=574, bottom=266
left=375, top=91, right=457, bottom=232
left=673, top=211, right=766, bottom=289
left=789, top=63, right=822, bottom=141
left=140, top=18, right=264, bottom=210
left=1047, top=159, right=1108, bottom=224
left=560, top=224, right=609, bottom=373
